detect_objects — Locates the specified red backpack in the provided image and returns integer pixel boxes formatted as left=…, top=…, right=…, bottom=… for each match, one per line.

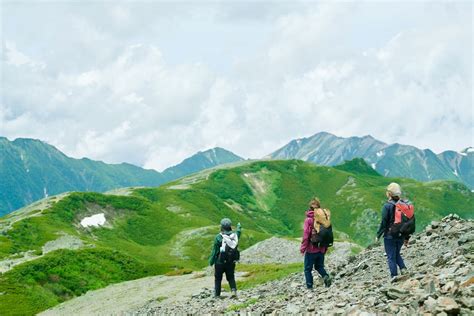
left=389, top=200, right=416, bottom=238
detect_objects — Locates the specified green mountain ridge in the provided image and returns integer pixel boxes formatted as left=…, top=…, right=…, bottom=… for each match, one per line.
left=0, top=159, right=472, bottom=315
left=0, top=137, right=243, bottom=216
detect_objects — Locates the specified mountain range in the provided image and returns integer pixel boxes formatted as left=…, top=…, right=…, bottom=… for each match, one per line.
left=1, top=132, right=472, bottom=217
left=269, top=132, right=473, bottom=189
left=0, top=137, right=243, bottom=216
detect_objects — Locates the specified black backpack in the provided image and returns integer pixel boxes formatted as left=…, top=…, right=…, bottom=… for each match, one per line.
left=310, top=225, right=334, bottom=248
left=218, top=234, right=240, bottom=263
left=219, top=244, right=240, bottom=263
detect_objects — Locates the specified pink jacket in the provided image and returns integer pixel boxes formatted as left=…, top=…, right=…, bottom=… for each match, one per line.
left=300, top=210, right=327, bottom=254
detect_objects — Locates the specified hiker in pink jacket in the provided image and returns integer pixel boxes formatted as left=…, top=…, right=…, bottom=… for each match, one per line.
left=300, top=197, right=332, bottom=289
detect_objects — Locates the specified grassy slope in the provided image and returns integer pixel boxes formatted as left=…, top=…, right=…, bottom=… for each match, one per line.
left=0, top=159, right=472, bottom=315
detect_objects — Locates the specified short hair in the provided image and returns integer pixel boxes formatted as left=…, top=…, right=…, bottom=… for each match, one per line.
left=309, top=197, right=321, bottom=209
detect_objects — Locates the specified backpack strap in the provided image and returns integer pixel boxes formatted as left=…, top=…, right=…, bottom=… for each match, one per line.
left=219, top=234, right=227, bottom=253
left=384, top=201, right=397, bottom=228
left=322, top=209, right=328, bottom=220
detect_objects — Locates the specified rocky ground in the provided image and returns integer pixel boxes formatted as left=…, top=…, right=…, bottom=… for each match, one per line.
left=239, top=236, right=361, bottom=267
left=136, top=214, right=474, bottom=315
left=238, top=236, right=302, bottom=265
left=38, top=237, right=361, bottom=315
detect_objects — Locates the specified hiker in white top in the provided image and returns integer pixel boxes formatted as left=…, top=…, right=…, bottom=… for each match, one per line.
left=209, top=218, right=242, bottom=298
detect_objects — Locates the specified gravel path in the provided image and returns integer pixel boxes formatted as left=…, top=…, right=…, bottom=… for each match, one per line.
left=38, top=236, right=358, bottom=315
left=39, top=272, right=221, bottom=316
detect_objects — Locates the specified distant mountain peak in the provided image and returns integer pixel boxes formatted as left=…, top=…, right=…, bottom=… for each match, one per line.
left=161, top=147, right=244, bottom=180
left=460, top=147, right=474, bottom=155
left=270, top=131, right=387, bottom=165
left=268, top=132, right=472, bottom=189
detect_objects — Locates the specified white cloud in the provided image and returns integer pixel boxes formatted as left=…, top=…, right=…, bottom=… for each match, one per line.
left=122, top=93, right=144, bottom=104
left=1, top=2, right=472, bottom=171
left=76, top=70, right=101, bottom=87
left=110, top=5, right=131, bottom=24
left=4, top=41, right=46, bottom=69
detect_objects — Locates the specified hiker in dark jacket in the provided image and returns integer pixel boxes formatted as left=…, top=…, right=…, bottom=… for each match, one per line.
left=209, top=218, right=241, bottom=298
left=376, top=182, right=408, bottom=278
left=300, top=198, right=331, bottom=289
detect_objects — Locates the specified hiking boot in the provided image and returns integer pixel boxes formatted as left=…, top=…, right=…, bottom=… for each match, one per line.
left=323, top=275, right=332, bottom=288
left=231, top=289, right=237, bottom=298
left=400, top=268, right=408, bottom=275
left=391, top=274, right=409, bottom=283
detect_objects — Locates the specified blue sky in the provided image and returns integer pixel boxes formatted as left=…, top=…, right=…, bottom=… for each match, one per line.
left=1, top=1, right=472, bottom=170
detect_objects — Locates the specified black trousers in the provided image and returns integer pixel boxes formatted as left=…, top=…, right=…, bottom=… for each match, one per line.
left=214, top=262, right=237, bottom=296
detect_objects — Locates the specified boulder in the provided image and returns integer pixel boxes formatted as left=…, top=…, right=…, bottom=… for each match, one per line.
left=436, top=296, right=460, bottom=314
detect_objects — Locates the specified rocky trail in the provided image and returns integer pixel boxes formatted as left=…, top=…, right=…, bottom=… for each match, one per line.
left=39, top=236, right=353, bottom=315
left=40, top=214, right=473, bottom=315
left=137, top=214, right=473, bottom=315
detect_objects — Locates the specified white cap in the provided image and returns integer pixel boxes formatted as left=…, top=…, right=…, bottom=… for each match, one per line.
left=387, top=182, right=402, bottom=197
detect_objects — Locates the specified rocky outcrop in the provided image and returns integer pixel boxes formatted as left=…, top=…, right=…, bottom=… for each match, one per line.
left=137, top=214, right=473, bottom=315
left=239, top=237, right=302, bottom=265
left=240, top=237, right=361, bottom=267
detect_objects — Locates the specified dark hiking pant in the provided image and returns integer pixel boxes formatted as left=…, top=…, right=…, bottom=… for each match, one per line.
left=304, top=252, right=328, bottom=289
left=214, top=262, right=236, bottom=296
left=384, top=237, right=406, bottom=277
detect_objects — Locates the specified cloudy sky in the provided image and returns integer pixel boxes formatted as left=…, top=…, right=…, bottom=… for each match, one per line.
left=1, top=1, right=472, bottom=171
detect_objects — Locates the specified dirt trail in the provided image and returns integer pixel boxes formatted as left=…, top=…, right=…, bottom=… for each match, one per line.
left=39, top=237, right=356, bottom=315
left=39, top=272, right=228, bottom=316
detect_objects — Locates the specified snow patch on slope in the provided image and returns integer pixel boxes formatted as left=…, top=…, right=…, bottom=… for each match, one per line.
left=80, top=213, right=106, bottom=228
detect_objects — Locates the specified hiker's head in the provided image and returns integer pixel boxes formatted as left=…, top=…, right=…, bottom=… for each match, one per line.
left=220, top=218, right=232, bottom=232
left=309, top=197, right=321, bottom=210
left=386, top=182, right=401, bottom=199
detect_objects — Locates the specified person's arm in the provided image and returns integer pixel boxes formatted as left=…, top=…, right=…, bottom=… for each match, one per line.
left=208, top=235, right=220, bottom=266
left=300, top=218, right=312, bottom=254
left=236, top=222, right=242, bottom=239
left=376, top=204, right=390, bottom=239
